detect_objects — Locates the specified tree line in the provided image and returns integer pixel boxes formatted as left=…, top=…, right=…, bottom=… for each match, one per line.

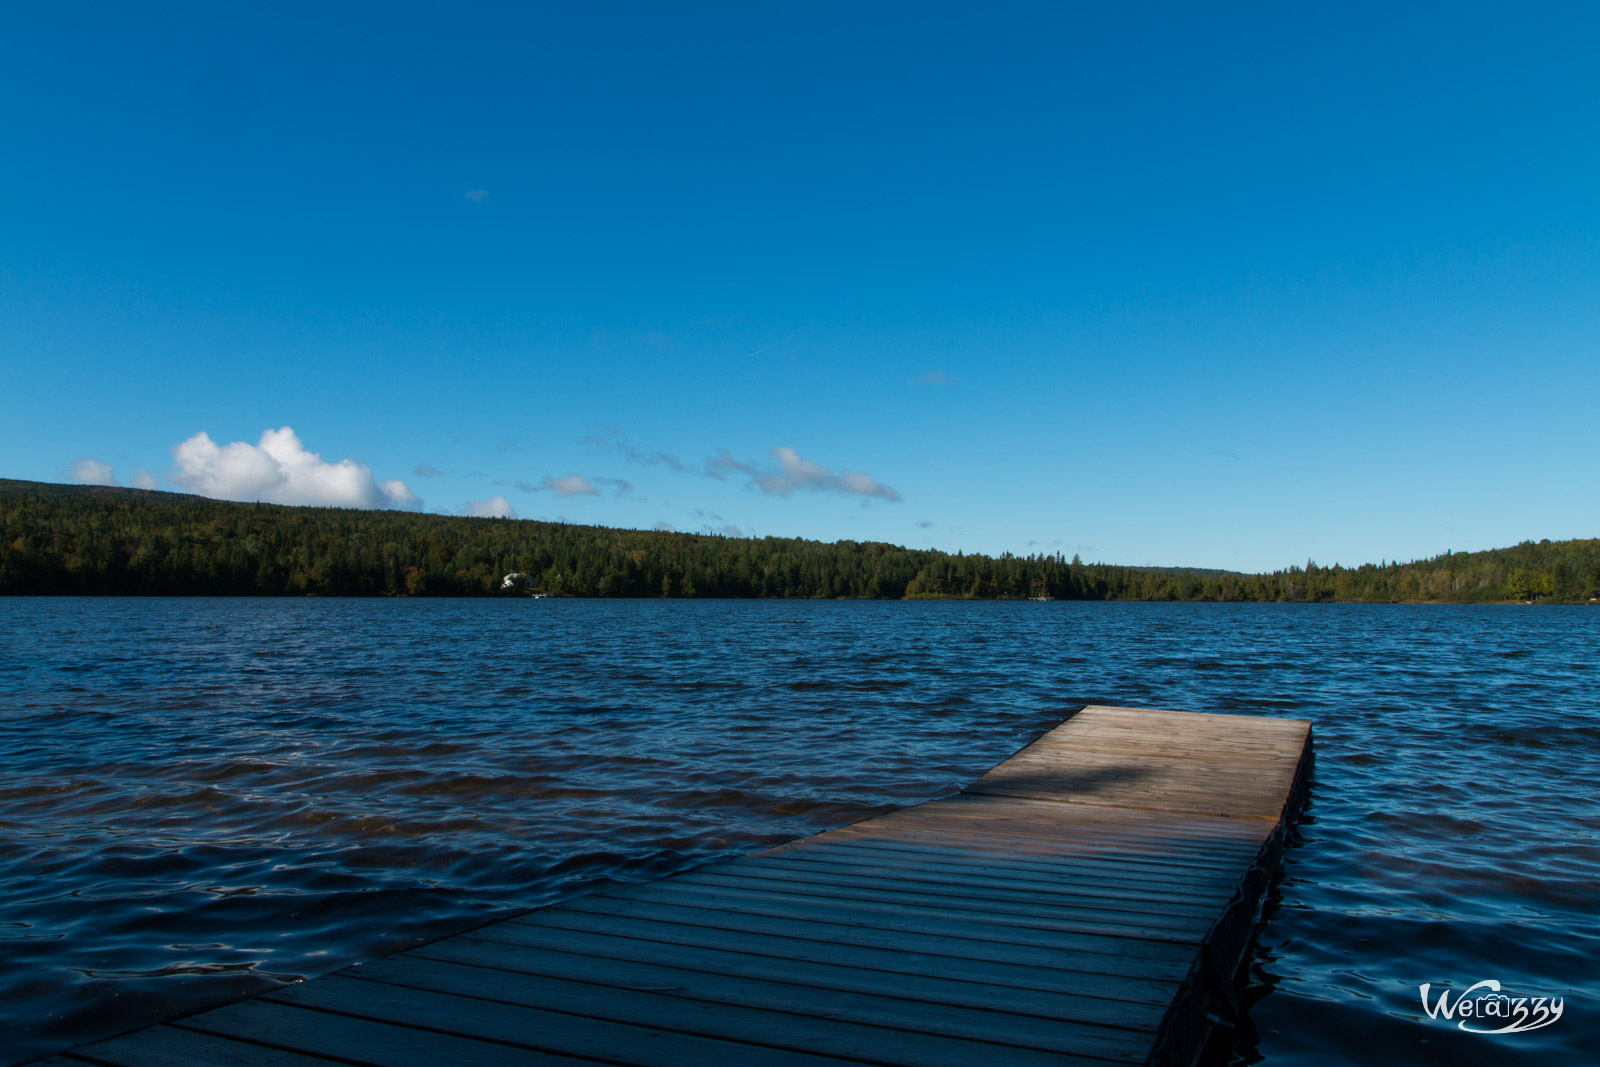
left=2, top=480, right=1597, bottom=602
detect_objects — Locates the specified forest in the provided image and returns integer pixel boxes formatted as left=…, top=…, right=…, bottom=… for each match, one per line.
left=2, top=479, right=1597, bottom=602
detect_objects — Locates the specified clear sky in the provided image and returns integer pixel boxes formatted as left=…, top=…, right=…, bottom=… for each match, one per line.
left=3, top=4, right=1596, bottom=572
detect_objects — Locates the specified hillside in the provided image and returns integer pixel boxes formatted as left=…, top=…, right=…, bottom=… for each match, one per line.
left=1, top=479, right=1596, bottom=602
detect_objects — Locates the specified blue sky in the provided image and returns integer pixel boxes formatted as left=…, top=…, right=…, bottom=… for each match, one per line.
left=3, top=4, right=1596, bottom=571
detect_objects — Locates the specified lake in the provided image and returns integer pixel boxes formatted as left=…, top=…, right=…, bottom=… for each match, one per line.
left=2, top=599, right=1596, bottom=1065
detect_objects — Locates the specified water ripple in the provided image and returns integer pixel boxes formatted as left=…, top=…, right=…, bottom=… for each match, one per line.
left=1, top=599, right=1596, bottom=1066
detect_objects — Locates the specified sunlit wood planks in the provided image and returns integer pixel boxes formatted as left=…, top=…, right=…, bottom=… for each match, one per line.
left=56, top=705, right=1312, bottom=1067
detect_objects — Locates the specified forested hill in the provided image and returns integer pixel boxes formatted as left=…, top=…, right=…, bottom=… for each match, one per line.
left=2, top=479, right=1596, bottom=602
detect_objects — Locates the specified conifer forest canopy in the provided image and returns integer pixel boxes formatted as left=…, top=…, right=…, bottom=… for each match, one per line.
left=3, top=481, right=1596, bottom=603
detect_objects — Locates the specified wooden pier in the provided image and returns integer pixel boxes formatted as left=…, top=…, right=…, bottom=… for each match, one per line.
left=46, top=705, right=1313, bottom=1067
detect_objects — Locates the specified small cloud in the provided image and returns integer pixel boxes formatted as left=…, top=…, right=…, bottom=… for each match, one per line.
left=168, top=426, right=420, bottom=510
left=917, top=520, right=934, bottom=529
left=462, top=496, right=516, bottom=518
left=721, top=524, right=744, bottom=538
left=1210, top=449, right=1241, bottom=462
left=131, top=468, right=158, bottom=490
left=535, top=474, right=599, bottom=497
left=704, top=446, right=901, bottom=502
left=71, top=458, right=116, bottom=486
left=595, top=477, right=633, bottom=497
left=653, top=521, right=677, bottom=533
left=381, top=480, right=419, bottom=507
left=383, top=484, right=420, bottom=508
left=464, top=188, right=489, bottom=202
left=911, top=370, right=955, bottom=386
left=584, top=426, right=684, bottom=470
left=415, top=462, right=445, bottom=478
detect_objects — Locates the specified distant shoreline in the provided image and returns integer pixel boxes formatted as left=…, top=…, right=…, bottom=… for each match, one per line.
left=4, top=478, right=1597, bottom=604
left=2, top=593, right=1594, bottom=605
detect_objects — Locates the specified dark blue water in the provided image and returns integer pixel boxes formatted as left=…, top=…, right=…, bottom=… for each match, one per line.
left=2, top=600, right=1595, bottom=1065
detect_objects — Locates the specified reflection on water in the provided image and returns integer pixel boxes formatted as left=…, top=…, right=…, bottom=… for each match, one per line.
left=1, top=599, right=1596, bottom=1065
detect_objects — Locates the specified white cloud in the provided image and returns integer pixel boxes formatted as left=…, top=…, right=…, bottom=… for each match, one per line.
left=415, top=462, right=444, bottom=478
left=721, top=524, right=744, bottom=537
left=71, top=458, right=116, bottom=486
left=705, top=446, right=901, bottom=502
left=654, top=521, right=677, bottom=532
left=381, top=480, right=419, bottom=507
left=462, top=496, right=516, bottom=518
left=464, top=188, right=489, bottom=202
left=535, top=474, right=599, bottom=497
left=132, top=469, right=158, bottom=490
left=169, top=427, right=420, bottom=510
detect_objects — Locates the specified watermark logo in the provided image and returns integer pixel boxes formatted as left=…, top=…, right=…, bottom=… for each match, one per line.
left=1420, top=980, right=1563, bottom=1034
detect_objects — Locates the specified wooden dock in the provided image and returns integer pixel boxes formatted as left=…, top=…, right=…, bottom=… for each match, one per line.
left=46, top=705, right=1313, bottom=1067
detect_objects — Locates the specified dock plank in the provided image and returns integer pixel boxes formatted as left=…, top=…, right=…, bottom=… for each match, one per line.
left=543, top=895, right=1197, bottom=983
left=267, top=970, right=862, bottom=1067
left=665, top=868, right=1217, bottom=933
left=59, top=1025, right=344, bottom=1067
left=359, top=942, right=1156, bottom=1057
left=742, top=843, right=1246, bottom=896
left=797, top=833, right=1262, bottom=880
left=279, top=967, right=1125, bottom=1067
left=174, top=998, right=600, bottom=1066
left=59, top=705, right=1312, bottom=1067
left=458, top=918, right=1173, bottom=1017
left=590, top=880, right=1208, bottom=953
left=718, top=854, right=1228, bottom=911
